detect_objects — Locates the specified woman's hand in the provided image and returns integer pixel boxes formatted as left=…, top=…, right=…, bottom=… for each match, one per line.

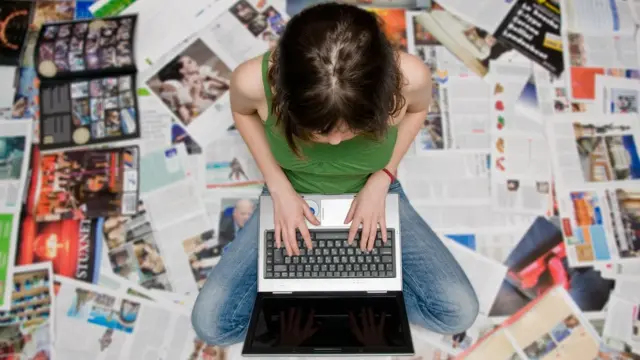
left=344, top=170, right=391, bottom=251
left=271, top=183, right=320, bottom=256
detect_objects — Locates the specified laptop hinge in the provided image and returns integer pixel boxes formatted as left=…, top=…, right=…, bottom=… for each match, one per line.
left=272, top=292, right=293, bottom=294
left=366, top=291, right=387, bottom=294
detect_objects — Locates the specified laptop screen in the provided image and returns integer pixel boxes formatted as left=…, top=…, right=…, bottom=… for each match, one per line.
left=243, top=292, right=413, bottom=355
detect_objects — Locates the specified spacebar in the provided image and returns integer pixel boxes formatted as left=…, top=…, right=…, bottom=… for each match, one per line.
left=314, top=232, right=349, bottom=240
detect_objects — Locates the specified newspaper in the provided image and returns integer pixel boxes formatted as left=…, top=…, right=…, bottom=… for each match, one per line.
left=89, top=0, right=140, bottom=17
left=399, top=151, right=537, bottom=233
left=53, top=275, right=202, bottom=359
left=489, top=65, right=553, bottom=215
left=561, top=0, right=640, bottom=102
left=412, top=3, right=525, bottom=79
left=441, top=235, right=507, bottom=315
left=594, top=75, right=640, bottom=114
left=546, top=114, right=640, bottom=267
left=204, top=132, right=263, bottom=189
left=0, top=263, right=54, bottom=359
left=142, top=36, right=234, bottom=146
left=0, top=119, right=33, bottom=311
left=445, top=230, right=527, bottom=264
left=516, top=67, right=595, bottom=120
left=135, top=95, right=174, bottom=154
left=139, top=144, right=210, bottom=234
left=602, top=279, right=640, bottom=355
left=462, top=286, right=631, bottom=359
left=200, top=0, right=289, bottom=63
left=436, top=0, right=563, bottom=75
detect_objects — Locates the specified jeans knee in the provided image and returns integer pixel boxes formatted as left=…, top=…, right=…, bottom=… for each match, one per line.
left=413, top=285, right=480, bottom=334
left=191, top=292, right=247, bottom=346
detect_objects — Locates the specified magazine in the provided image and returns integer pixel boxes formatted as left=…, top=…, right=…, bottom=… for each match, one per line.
left=462, top=286, right=633, bottom=359
left=0, top=263, right=55, bottom=359
left=17, top=210, right=103, bottom=284
left=34, top=15, right=141, bottom=150
left=0, top=1, right=35, bottom=66
left=29, top=145, right=140, bottom=222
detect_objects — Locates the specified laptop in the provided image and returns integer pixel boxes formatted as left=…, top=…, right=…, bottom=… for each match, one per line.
left=242, top=193, right=414, bottom=356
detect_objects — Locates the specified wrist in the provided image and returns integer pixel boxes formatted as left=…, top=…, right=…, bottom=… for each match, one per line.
left=265, top=172, right=293, bottom=195
left=379, top=168, right=396, bottom=184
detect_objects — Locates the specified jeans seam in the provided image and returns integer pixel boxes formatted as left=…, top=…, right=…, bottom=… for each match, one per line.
left=230, top=278, right=257, bottom=324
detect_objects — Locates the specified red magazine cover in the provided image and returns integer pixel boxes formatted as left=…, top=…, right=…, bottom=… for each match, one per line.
left=28, top=145, right=139, bottom=222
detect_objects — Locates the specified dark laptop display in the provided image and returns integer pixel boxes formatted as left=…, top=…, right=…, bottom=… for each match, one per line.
left=243, top=292, right=413, bottom=355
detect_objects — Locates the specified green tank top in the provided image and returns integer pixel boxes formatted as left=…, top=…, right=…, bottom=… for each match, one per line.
left=261, top=51, right=398, bottom=194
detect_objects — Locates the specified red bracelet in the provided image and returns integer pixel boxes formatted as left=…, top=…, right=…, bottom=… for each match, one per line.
left=381, top=168, right=396, bottom=183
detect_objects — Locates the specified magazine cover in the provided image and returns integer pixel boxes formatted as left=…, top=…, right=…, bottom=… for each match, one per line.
left=17, top=210, right=103, bottom=283
left=29, top=145, right=139, bottom=222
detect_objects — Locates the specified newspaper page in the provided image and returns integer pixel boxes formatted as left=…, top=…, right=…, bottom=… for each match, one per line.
left=139, top=144, right=210, bottom=233
left=516, top=66, right=596, bottom=119
left=53, top=275, right=203, bottom=360
left=413, top=3, right=523, bottom=79
left=445, top=230, right=527, bottom=264
left=143, top=34, right=235, bottom=147
left=135, top=95, right=173, bottom=154
left=441, top=235, right=507, bottom=316
left=561, top=0, right=639, bottom=102
left=0, top=263, right=55, bottom=360
left=440, top=77, right=491, bottom=150
left=602, top=285, right=640, bottom=355
left=489, top=66, right=553, bottom=215
left=399, top=151, right=537, bottom=233
left=405, top=10, right=447, bottom=152
left=546, top=114, right=640, bottom=267
left=462, top=286, right=631, bottom=359
left=0, top=120, right=33, bottom=311
left=490, top=217, right=614, bottom=317
left=204, top=131, right=263, bottom=189
left=594, top=75, right=640, bottom=114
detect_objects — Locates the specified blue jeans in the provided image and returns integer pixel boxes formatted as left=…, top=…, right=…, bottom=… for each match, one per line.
left=192, top=181, right=479, bottom=346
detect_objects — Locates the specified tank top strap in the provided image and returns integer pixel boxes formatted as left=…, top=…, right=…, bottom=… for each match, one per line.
left=261, top=51, right=274, bottom=125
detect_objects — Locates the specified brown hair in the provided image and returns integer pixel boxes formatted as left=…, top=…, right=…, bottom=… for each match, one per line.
left=267, top=2, right=405, bottom=155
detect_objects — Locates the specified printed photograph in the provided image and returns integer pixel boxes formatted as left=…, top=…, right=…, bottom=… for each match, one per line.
left=103, top=202, right=172, bottom=291
left=611, top=88, right=639, bottom=113
left=0, top=136, right=26, bottom=180
left=412, top=14, right=439, bottom=46
left=417, top=4, right=513, bottom=77
left=218, top=198, right=257, bottom=245
left=262, top=6, right=286, bottom=36
left=416, top=45, right=438, bottom=74
left=147, top=39, right=232, bottom=126
left=229, top=0, right=258, bottom=24
left=609, top=189, right=640, bottom=259
left=417, top=114, right=443, bottom=151
left=523, top=333, right=556, bottom=359
left=567, top=33, right=585, bottom=67
left=171, top=123, right=202, bottom=155
left=550, top=314, right=580, bottom=343
left=565, top=191, right=608, bottom=263
left=3, top=268, right=52, bottom=331
left=32, top=1, right=75, bottom=28
left=182, top=230, right=221, bottom=289
left=574, top=123, right=640, bottom=182
left=33, top=147, right=138, bottom=221
left=367, top=8, right=407, bottom=52
left=490, top=217, right=614, bottom=316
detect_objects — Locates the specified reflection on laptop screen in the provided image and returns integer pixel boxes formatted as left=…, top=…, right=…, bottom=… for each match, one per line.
left=246, top=294, right=410, bottom=352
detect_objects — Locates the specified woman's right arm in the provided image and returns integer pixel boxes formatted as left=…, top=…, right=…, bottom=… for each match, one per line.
left=229, top=58, right=318, bottom=255
left=229, top=58, right=291, bottom=196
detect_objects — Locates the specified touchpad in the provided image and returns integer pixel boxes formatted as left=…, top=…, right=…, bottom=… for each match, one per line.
left=321, top=199, right=353, bottom=226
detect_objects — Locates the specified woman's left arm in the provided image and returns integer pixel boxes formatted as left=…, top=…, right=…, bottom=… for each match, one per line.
left=345, top=54, right=432, bottom=251
left=384, top=54, right=433, bottom=175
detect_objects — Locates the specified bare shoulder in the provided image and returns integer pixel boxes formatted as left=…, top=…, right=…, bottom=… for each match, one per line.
left=398, top=52, right=431, bottom=93
left=398, top=52, right=432, bottom=112
left=230, top=55, right=268, bottom=114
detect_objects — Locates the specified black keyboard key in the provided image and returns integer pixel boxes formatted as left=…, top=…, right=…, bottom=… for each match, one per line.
left=274, top=265, right=287, bottom=272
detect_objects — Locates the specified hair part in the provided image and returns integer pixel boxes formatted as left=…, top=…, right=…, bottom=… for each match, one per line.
left=267, top=2, right=405, bottom=156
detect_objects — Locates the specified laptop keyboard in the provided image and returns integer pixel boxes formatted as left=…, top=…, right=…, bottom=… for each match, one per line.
left=264, top=229, right=396, bottom=279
